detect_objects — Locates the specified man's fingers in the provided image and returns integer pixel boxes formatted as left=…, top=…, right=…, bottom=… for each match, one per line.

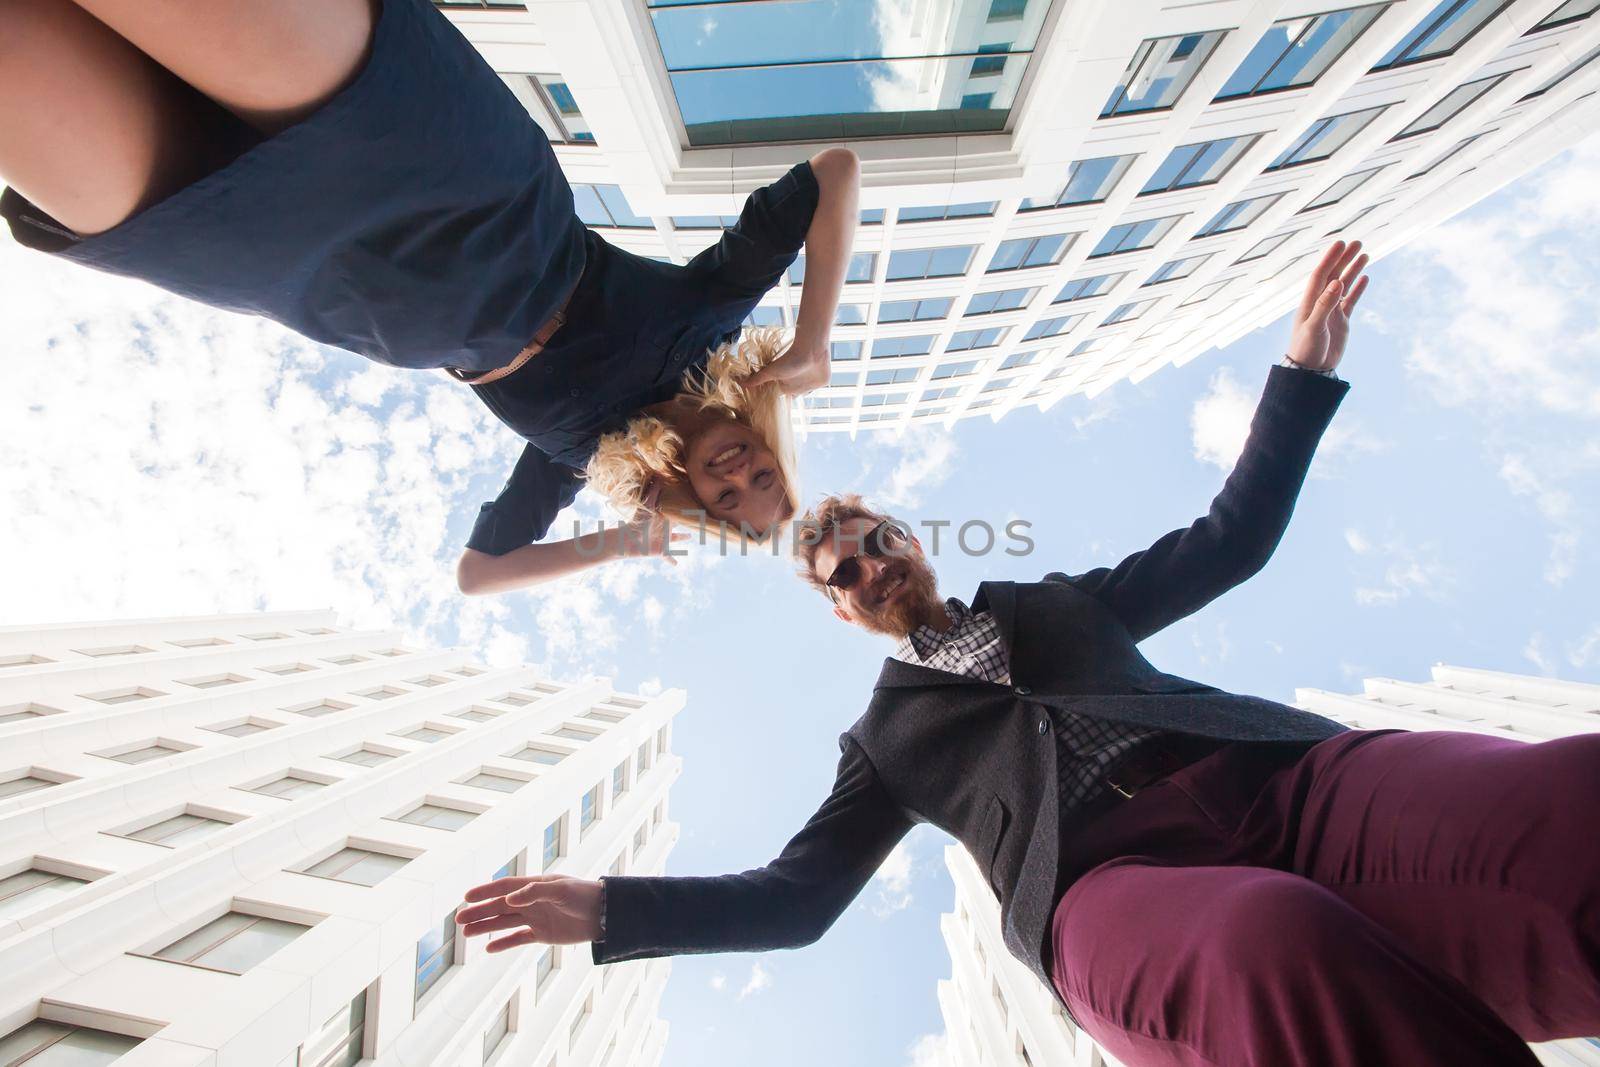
left=460, top=914, right=534, bottom=938
left=455, top=898, right=517, bottom=926
left=1339, top=251, right=1369, bottom=290
left=1341, top=274, right=1370, bottom=314
left=1298, top=241, right=1346, bottom=319
left=485, top=929, right=545, bottom=954
left=462, top=877, right=526, bottom=903
left=1309, top=278, right=1343, bottom=324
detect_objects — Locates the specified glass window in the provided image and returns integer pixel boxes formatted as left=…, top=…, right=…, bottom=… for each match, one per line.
left=1103, top=298, right=1161, bottom=324
left=859, top=208, right=886, bottom=224
left=947, top=327, right=1008, bottom=351
left=549, top=726, right=600, bottom=743
left=483, top=1001, right=512, bottom=1063
left=1141, top=135, right=1258, bottom=193
left=871, top=335, right=936, bottom=359
left=878, top=298, right=952, bottom=323
left=830, top=341, right=863, bottom=362
left=1329, top=199, right=1390, bottom=234
left=867, top=367, right=919, bottom=385
left=205, top=719, right=277, bottom=737
left=1088, top=215, right=1183, bottom=256
left=0, top=1021, right=140, bottom=1064
left=333, top=746, right=396, bottom=767
left=986, top=233, right=1072, bottom=271
left=154, top=911, right=309, bottom=974
left=1373, top=0, right=1511, bottom=69
left=1182, top=278, right=1235, bottom=305
left=651, top=0, right=1046, bottom=146
left=530, top=73, right=595, bottom=144
left=834, top=304, right=867, bottom=325
left=931, top=360, right=979, bottom=379
left=964, top=288, right=1036, bottom=315
left=297, top=847, right=409, bottom=887
left=103, top=741, right=184, bottom=764
left=1394, top=72, right=1509, bottom=138
left=0, top=773, right=62, bottom=800
left=396, top=803, right=476, bottom=830
left=1195, top=193, right=1283, bottom=237
left=571, top=184, right=652, bottom=229
left=1000, top=350, right=1039, bottom=370
left=1102, top=32, right=1227, bottom=116
left=507, top=744, right=566, bottom=765
left=414, top=911, right=457, bottom=1004
left=1269, top=105, right=1387, bottom=168
left=536, top=945, right=559, bottom=991
left=1302, top=166, right=1386, bottom=210
left=0, top=702, right=57, bottom=725
left=461, top=769, right=524, bottom=794
left=450, top=707, right=500, bottom=723
left=298, top=991, right=366, bottom=1067
left=886, top=245, right=978, bottom=280
left=1218, top=6, right=1386, bottom=98
left=1522, top=42, right=1600, bottom=98
left=613, top=761, right=630, bottom=797
left=580, top=784, right=602, bottom=833
left=0, top=868, right=89, bottom=920
left=789, top=252, right=876, bottom=285
left=1023, top=155, right=1139, bottom=210
left=671, top=214, right=740, bottom=230
left=1238, top=231, right=1299, bottom=261
left=397, top=725, right=455, bottom=744
left=1022, top=314, right=1086, bottom=340
left=1144, top=254, right=1211, bottom=284
left=897, top=202, right=997, bottom=222
left=1527, top=0, right=1600, bottom=30
left=124, top=811, right=232, bottom=846
left=543, top=818, right=565, bottom=872
left=638, top=741, right=652, bottom=772
left=289, top=700, right=350, bottom=718
left=1054, top=272, right=1128, bottom=301
left=251, top=774, right=326, bottom=799
left=1408, top=132, right=1492, bottom=176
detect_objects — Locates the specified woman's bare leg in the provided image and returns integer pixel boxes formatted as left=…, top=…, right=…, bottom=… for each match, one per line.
left=68, top=0, right=382, bottom=134
left=0, top=0, right=253, bottom=235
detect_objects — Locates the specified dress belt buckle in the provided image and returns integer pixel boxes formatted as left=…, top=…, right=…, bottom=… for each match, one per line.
left=1109, top=780, right=1138, bottom=800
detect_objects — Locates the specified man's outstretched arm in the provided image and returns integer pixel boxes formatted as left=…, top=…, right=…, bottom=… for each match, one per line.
left=456, top=736, right=915, bottom=963
left=1054, top=242, right=1369, bottom=643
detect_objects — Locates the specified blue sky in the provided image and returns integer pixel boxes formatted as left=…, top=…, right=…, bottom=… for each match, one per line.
left=3, top=136, right=1599, bottom=1066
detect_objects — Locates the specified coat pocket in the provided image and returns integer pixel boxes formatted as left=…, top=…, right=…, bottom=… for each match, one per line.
left=976, top=794, right=1010, bottom=894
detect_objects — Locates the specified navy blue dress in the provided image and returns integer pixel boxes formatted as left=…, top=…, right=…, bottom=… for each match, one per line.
left=0, top=0, right=819, bottom=554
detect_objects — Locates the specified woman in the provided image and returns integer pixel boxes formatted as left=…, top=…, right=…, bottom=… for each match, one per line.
left=0, top=0, right=859, bottom=591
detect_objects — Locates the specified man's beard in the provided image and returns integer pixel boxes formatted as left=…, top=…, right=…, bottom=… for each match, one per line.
left=855, top=557, right=941, bottom=637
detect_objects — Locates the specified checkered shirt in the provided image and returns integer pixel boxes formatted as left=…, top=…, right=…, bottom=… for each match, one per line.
left=894, top=598, right=1164, bottom=810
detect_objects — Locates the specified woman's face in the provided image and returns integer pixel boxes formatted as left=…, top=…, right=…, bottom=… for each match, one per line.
left=682, top=418, right=788, bottom=535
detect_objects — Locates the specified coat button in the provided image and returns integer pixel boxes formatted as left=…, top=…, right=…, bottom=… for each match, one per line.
left=569, top=388, right=581, bottom=398
left=1014, top=684, right=1032, bottom=696
left=1038, top=719, right=1049, bottom=735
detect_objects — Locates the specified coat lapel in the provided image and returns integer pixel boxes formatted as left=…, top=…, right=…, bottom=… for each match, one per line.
left=871, top=580, right=1021, bottom=692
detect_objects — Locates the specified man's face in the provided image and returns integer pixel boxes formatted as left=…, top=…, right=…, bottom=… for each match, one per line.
left=810, top=516, right=941, bottom=636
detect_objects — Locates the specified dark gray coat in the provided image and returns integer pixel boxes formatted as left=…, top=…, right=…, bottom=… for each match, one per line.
left=595, top=365, right=1349, bottom=989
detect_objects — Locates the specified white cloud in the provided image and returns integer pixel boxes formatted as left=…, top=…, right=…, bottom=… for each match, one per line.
left=636, top=677, right=664, bottom=698
left=904, top=1032, right=952, bottom=1067
left=1344, top=528, right=1372, bottom=555
left=1568, top=625, right=1600, bottom=670
left=1189, top=368, right=1382, bottom=475
left=1523, top=633, right=1555, bottom=675
left=864, top=0, right=926, bottom=113
left=873, top=426, right=959, bottom=511
left=1498, top=454, right=1580, bottom=587
left=735, top=962, right=771, bottom=1001
left=869, top=838, right=917, bottom=917
left=709, top=972, right=727, bottom=992
left=1351, top=536, right=1454, bottom=607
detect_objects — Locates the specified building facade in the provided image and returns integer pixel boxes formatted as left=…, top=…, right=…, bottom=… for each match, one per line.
left=933, top=663, right=1600, bottom=1066
left=436, top=0, right=1600, bottom=431
left=0, top=610, right=681, bottom=1067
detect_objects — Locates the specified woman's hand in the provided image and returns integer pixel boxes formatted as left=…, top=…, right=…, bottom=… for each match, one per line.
left=1286, top=240, right=1369, bottom=373
left=613, top=481, right=689, bottom=564
left=745, top=331, right=831, bottom=396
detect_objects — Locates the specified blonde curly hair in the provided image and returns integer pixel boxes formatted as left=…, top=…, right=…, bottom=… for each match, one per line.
left=584, top=326, right=801, bottom=542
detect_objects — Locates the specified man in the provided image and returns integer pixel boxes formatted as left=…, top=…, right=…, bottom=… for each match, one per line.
left=458, top=243, right=1600, bottom=1065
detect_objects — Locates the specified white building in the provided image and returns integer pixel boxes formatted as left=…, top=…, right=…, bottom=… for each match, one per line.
left=0, top=610, right=682, bottom=1067
left=933, top=664, right=1600, bottom=1066
left=437, top=0, right=1600, bottom=431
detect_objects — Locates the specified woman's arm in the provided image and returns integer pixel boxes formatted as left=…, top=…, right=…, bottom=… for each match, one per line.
left=457, top=513, right=679, bottom=596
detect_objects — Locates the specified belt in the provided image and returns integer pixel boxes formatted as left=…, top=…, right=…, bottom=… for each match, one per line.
left=1104, top=735, right=1230, bottom=800
left=444, top=274, right=580, bottom=387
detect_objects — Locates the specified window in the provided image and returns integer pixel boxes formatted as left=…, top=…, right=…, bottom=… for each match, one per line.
left=1022, top=314, right=1086, bottom=340
left=1329, top=200, right=1390, bottom=234
left=571, top=184, right=652, bottom=229
left=1144, top=254, right=1210, bottom=285
left=1522, top=42, right=1600, bottom=98
left=298, top=991, right=366, bottom=1067
left=965, top=288, right=1036, bottom=315
left=1217, top=6, right=1386, bottom=98
left=450, top=706, right=501, bottom=723
left=1089, top=215, right=1182, bottom=257
left=530, top=73, right=594, bottom=143
left=1195, top=193, right=1282, bottom=237
left=395, top=802, right=477, bottom=830
left=0, top=654, right=51, bottom=668
left=74, top=644, right=152, bottom=658
left=580, top=784, right=603, bottom=834
left=395, top=725, right=456, bottom=744
left=570, top=994, right=593, bottom=1047
left=1408, top=132, right=1492, bottom=176
left=833, top=304, right=867, bottom=327
left=179, top=673, right=248, bottom=690
left=871, top=335, right=936, bottom=359
left=353, top=686, right=405, bottom=701
left=633, top=823, right=649, bottom=857
left=1140, top=135, right=1259, bottom=193
left=0, top=703, right=61, bottom=725
left=549, top=726, right=600, bottom=743
left=204, top=718, right=280, bottom=737
left=98, top=740, right=190, bottom=765
left=295, top=846, right=409, bottom=887
left=494, top=691, right=537, bottom=707
left=82, top=686, right=164, bottom=706
left=638, top=741, right=652, bottom=773
left=543, top=817, right=566, bottom=871
left=886, top=246, right=977, bottom=280
left=414, top=911, right=458, bottom=1004
left=1527, top=0, right=1600, bottom=31
left=613, top=761, right=630, bottom=797
left=1103, top=298, right=1161, bottom=324
left=250, top=774, right=327, bottom=800
left=462, top=769, right=526, bottom=793
left=483, top=1000, right=513, bottom=1063
left=932, top=360, right=979, bottom=379
left=947, top=327, right=1008, bottom=351
left=1238, top=231, right=1298, bottom=261
left=1000, top=350, right=1039, bottom=370
left=788, top=252, right=877, bottom=286
left=1269, top=105, right=1386, bottom=168
left=986, top=233, right=1072, bottom=272
left=1102, top=32, right=1226, bottom=116
left=152, top=911, right=309, bottom=974
left=536, top=945, right=559, bottom=991
left=0, top=1021, right=140, bottom=1062
left=878, top=298, right=953, bottom=323
left=1394, top=72, right=1509, bottom=138
left=1302, top=166, right=1386, bottom=209
left=333, top=745, right=397, bottom=767
left=1053, top=271, right=1125, bottom=302
left=0, top=770, right=68, bottom=800
left=1022, top=155, right=1138, bottom=210
left=987, top=0, right=1026, bottom=20
left=1373, top=0, right=1511, bottom=69
left=896, top=202, right=997, bottom=222
left=0, top=868, right=90, bottom=920
left=323, top=654, right=367, bottom=666
left=508, top=744, right=566, bottom=765
left=859, top=208, right=887, bottom=225
left=287, top=699, right=352, bottom=718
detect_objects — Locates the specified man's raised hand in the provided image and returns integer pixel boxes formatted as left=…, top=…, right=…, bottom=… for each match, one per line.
left=457, top=874, right=603, bottom=953
left=1286, top=240, right=1370, bottom=373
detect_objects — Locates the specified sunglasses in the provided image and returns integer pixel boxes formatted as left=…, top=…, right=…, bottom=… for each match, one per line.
left=824, top=521, right=910, bottom=598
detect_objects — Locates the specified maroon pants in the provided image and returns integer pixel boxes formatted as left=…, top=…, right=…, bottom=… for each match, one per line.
left=1048, top=730, right=1600, bottom=1067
